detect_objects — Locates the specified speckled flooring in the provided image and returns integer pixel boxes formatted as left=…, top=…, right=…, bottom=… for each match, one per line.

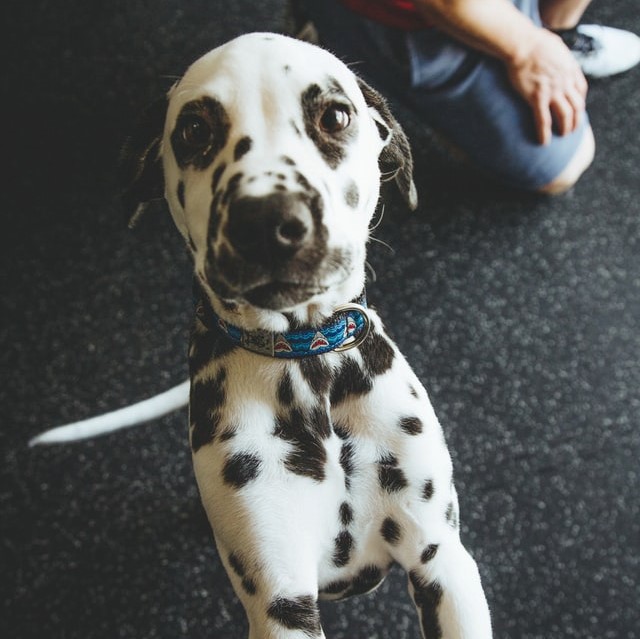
left=2, top=1, right=639, bottom=637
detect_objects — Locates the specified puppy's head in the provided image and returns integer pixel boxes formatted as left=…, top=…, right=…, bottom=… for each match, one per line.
left=121, top=33, right=416, bottom=325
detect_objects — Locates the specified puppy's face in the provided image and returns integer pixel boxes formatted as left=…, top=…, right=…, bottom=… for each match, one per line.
left=123, top=33, right=416, bottom=323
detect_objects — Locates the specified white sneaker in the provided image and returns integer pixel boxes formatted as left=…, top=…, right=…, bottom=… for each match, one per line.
left=557, top=24, right=640, bottom=78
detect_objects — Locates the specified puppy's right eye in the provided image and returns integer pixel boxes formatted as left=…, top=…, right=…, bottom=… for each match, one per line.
left=179, top=115, right=213, bottom=148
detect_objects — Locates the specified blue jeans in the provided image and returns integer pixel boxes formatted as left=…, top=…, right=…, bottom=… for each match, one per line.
left=301, top=0, right=589, bottom=190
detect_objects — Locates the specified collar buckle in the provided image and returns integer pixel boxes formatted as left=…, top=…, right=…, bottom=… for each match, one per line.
left=333, top=303, right=371, bottom=352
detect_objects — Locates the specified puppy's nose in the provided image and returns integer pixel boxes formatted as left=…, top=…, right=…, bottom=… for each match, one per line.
left=226, top=192, right=314, bottom=264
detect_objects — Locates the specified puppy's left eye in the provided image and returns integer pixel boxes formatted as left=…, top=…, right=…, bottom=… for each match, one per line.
left=319, top=104, right=351, bottom=134
left=179, top=115, right=213, bottom=148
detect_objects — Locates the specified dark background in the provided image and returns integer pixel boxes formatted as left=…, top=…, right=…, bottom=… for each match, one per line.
left=2, top=1, right=638, bottom=637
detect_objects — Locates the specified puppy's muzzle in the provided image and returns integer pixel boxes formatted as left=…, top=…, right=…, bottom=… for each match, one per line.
left=227, top=191, right=313, bottom=266
left=207, top=187, right=330, bottom=310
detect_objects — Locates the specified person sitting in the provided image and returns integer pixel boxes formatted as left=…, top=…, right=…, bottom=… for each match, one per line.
left=294, top=0, right=640, bottom=193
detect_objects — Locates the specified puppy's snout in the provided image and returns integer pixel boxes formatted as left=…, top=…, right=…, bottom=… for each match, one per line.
left=227, top=192, right=313, bottom=264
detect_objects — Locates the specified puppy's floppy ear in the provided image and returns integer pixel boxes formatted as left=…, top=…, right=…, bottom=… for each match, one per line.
left=357, top=78, right=418, bottom=210
left=119, top=97, right=167, bottom=228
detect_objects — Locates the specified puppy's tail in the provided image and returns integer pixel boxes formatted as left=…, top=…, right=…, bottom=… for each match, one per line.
left=28, top=380, right=190, bottom=446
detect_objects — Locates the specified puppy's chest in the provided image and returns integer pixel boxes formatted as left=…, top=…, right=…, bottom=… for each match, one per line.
left=195, top=350, right=403, bottom=566
left=188, top=317, right=437, bottom=477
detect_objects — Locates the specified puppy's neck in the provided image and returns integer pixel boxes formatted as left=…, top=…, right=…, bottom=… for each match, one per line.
left=196, top=277, right=366, bottom=334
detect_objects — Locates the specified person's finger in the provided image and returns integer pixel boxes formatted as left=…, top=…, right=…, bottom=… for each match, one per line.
left=533, top=89, right=552, bottom=145
left=550, top=94, right=576, bottom=137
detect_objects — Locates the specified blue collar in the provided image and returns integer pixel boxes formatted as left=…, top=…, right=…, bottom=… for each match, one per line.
left=195, top=291, right=371, bottom=358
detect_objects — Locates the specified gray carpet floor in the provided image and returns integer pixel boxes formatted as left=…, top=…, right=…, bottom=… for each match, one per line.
left=2, top=1, right=639, bottom=637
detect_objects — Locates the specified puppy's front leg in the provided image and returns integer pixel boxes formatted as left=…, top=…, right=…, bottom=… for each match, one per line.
left=405, top=532, right=492, bottom=639
left=205, top=486, right=331, bottom=639
left=218, top=542, right=326, bottom=639
left=198, top=493, right=333, bottom=637
left=340, top=324, right=493, bottom=638
left=192, top=402, right=340, bottom=639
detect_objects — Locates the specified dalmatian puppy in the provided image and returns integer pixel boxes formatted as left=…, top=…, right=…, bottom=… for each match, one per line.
left=123, top=32, right=493, bottom=638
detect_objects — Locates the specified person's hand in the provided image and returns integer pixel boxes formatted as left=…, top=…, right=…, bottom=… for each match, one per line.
left=507, top=28, right=588, bottom=145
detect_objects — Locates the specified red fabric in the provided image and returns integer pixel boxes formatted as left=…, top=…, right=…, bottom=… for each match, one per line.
left=341, top=0, right=429, bottom=31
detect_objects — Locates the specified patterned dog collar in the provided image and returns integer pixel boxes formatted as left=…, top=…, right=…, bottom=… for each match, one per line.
left=196, top=293, right=371, bottom=358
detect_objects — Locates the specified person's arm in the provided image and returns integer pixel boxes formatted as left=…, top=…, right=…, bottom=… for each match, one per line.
left=413, top=0, right=588, bottom=145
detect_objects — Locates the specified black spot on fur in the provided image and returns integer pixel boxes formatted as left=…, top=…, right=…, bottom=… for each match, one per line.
left=350, top=565, right=384, bottom=596
left=209, top=196, right=223, bottom=241
left=177, top=180, right=185, bottom=208
left=234, top=136, right=253, bottom=161
left=294, top=170, right=312, bottom=191
left=409, top=571, right=444, bottom=639
left=399, top=416, right=423, bottom=436
left=190, top=321, right=237, bottom=378
left=284, top=64, right=291, bottom=73
left=339, top=502, right=354, bottom=526
left=212, top=244, right=235, bottom=290
left=171, top=97, right=230, bottom=170
left=378, top=453, right=408, bottom=493
left=274, top=408, right=328, bottom=481
left=229, top=553, right=257, bottom=594
left=339, top=440, right=356, bottom=489
left=228, top=552, right=245, bottom=577
left=301, top=81, right=356, bottom=170
left=333, top=530, right=354, bottom=567
left=421, top=544, right=439, bottom=563
left=291, top=120, right=302, bottom=137
left=228, top=171, right=244, bottom=189
left=297, top=357, right=333, bottom=396
left=422, top=479, right=435, bottom=501
left=360, top=331, right=395, bottom=376
left=211, top=163, right=227, bottom=193
left=281, top=156, right=296, bottom=166
left=301, top=87, right=341, bottom=166
left=267, top=595, right=321, bottom=636
left=410, top=385, right=419, bottom=398
left=277, top=371, right=295, bottom=406
left=222, top=172, right=244, bottom=206
left=344, top=181, right=359, bottom=208
left=330, top=357, right=373, bottom=405
left=242, top=578, right=258, bottom=595
left=222, top=453, right=262, bottom=488
left=380, top=517, right=402, bottom=545
left=312, top=406, right=332, bottom=439
left=189, top=369, right=226, bottom=453
left=333, top=421, right=349, bottom=440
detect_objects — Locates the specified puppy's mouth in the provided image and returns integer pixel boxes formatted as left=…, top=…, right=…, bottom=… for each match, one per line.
left=205, top=243, right=353, bottom=311
left=241, top=280, right=329, bottom=310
